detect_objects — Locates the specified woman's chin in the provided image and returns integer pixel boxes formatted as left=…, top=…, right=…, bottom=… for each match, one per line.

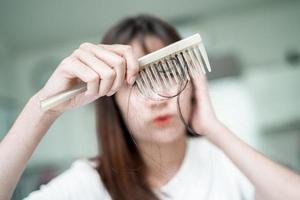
left=137, top=126, right=186, bottom=145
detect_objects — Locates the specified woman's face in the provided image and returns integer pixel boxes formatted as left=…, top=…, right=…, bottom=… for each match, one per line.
left=115, top=35, right=193, bottom=145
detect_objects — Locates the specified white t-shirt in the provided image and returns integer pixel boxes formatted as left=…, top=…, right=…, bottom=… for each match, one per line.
left=24, top=138, right=255, bottom=200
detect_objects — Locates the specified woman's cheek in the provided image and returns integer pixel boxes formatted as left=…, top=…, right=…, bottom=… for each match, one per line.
left=179, top=84, right=193, bottom=119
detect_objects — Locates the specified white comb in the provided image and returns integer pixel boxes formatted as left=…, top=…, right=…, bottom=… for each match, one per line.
left=40, top=33, right=211, bottom=110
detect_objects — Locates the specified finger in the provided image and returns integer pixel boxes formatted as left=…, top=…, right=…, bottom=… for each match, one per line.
left=79, top=43, right=126, bottom=95
left=192, top=70, right=209, bottom=101
left=62, top=57, right=100, bottom=97
left=72, top=49, right=116, bottom=96
left=105, top=64, right=124, bottom=96
left=80, top=43, right=126, bottom=68
left=99, top=44, right=139, bottom=85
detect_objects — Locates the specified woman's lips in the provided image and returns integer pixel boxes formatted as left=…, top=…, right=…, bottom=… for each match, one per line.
left=153, top=115, right=173, bottom=126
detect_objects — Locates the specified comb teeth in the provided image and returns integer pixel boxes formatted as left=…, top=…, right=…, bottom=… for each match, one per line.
left=135, top=33, right=211, bottom=100
left=39, top=34, right=211, bottom=110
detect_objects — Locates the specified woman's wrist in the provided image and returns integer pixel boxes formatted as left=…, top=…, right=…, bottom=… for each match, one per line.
left=8, top=92, right=62, bottom=142
left=203, top=120, right=229, bottom=146
left=27, top=92, right=62, bottom=123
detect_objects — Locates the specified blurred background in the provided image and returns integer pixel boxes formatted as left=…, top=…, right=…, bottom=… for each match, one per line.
left=0, top=0, right=300, bottom=199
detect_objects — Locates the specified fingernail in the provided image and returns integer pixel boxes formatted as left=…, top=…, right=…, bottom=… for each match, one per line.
left=128, top=76, right=136, bottom=85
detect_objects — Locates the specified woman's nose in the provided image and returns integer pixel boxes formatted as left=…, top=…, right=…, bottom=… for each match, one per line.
left=145, top=98, right=169, bottom=109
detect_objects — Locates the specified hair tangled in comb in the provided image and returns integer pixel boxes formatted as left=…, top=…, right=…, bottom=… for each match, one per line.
left=93, top=14, right=199, bottom=200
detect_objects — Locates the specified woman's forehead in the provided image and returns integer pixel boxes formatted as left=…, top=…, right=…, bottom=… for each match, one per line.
left=130, top=36, right=166, bottom=58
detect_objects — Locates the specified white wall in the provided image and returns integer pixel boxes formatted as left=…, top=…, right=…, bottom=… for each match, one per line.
left=0, top=40, right=10, bottom=96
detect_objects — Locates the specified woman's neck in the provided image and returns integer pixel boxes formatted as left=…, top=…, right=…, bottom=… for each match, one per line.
left=137, top=134, right=187, bottom=188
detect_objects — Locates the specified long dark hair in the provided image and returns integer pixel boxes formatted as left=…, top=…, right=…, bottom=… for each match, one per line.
left=94, top=14, right=183, bottom=200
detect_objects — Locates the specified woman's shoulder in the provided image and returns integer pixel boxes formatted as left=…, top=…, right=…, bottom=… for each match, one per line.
left=187, top=137, right=255, bottom=199
left=24, top=158, right=109, bottom=200
left=188, top=137, right=238, bottom=163
left=70, top=158, right=99, bottom=174
left=188, top=137, right=247, bottom=175
left=187, top=137, right=216, bottom=157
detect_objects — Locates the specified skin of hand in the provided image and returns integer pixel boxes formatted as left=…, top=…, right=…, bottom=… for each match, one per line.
left=37, top=43, right=139, bottom=115
left=189, top=70, right=219, bottom=138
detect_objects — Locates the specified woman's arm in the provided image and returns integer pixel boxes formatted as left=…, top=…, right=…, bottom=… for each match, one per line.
left=206, top=121, right=300, bottom=200
left=190, top=71, right=300, bottom=200
left=0, top=43, right=139, bottom=200
left=0, top=93, right=59, bottom=200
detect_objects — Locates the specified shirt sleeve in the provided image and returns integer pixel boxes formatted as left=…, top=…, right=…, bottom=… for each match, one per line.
left=23, top=159, right=108, bottom=200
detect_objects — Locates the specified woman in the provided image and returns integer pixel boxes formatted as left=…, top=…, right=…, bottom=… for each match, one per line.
left=0, top=15, right=300, bottom=200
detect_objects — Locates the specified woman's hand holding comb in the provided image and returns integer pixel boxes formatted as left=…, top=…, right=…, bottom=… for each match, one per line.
left=37, top=43, right=139, bottom=115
